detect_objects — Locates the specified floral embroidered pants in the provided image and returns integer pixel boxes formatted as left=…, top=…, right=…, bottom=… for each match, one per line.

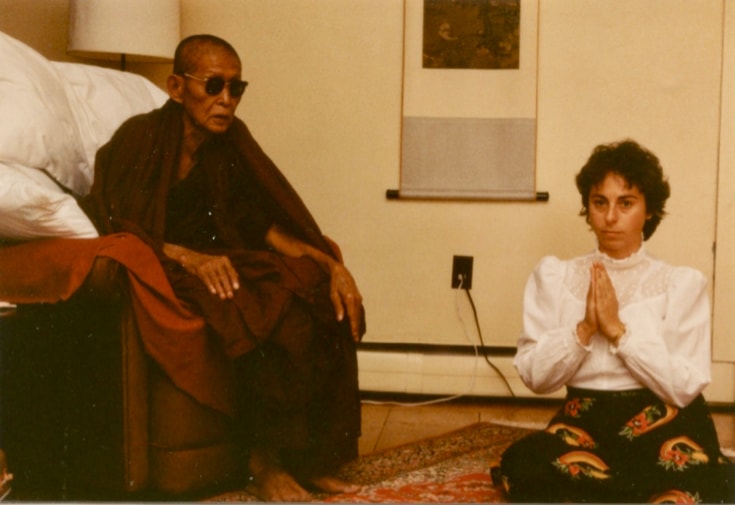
left=498, top=388, right=735, bottom=503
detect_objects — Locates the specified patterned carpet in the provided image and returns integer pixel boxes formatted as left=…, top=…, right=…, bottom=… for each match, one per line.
left=208, top=422, right=532, bottom=503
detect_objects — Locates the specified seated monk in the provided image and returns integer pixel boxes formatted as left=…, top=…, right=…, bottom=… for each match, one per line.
left=81, top=34, right=365, bottom=502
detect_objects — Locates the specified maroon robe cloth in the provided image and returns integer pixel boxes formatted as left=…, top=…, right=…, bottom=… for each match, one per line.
left=77, top=99, right=364, bottom=430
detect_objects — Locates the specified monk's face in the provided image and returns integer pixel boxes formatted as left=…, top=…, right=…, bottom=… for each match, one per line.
left=170, top=46, right=243, bottom=136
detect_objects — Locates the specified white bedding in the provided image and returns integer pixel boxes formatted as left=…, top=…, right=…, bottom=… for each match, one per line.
left=0, top=30, right=167, bottom=241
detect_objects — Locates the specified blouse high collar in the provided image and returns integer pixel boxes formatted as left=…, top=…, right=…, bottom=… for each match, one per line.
left=593, top=243, right=647, bottom=271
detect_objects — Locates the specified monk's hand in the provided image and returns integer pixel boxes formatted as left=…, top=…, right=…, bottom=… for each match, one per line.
left=173, top=247, right=239, bottom=300
left=328, top=262, right=363, bottom=342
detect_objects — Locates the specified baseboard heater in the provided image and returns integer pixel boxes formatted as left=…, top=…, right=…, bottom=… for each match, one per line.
left=356, top=342, right=557, bottom=399
left=357, top=341, right=516, bottom=356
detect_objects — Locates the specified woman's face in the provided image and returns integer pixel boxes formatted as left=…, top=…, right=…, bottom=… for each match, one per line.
left=587, top=172, right=650, bottom=259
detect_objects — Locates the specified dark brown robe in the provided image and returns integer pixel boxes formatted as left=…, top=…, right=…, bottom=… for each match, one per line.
left=80, top=100, right=363, bottom=473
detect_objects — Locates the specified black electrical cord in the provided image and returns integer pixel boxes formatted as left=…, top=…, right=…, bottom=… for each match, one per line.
left=462, top=283, right=516, bottom=398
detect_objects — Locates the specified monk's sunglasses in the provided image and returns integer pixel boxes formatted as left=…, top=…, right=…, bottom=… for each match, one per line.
left=182, top=73, right=248, bottom=98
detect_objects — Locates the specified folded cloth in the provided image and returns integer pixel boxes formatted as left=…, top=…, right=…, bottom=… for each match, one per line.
left=0, top=233, right=235, bottom=415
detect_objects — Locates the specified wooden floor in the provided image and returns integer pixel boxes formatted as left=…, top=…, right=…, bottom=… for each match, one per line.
left=358, top=396, right=735, bottom=456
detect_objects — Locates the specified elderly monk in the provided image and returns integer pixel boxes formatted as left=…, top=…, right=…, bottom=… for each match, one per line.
left=82, top=34, right=364, bottom=502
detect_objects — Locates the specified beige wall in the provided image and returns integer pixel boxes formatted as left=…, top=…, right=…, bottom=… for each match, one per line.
left=2, top=0, right=733, bottom=400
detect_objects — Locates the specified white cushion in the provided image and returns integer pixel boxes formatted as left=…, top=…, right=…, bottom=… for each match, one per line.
left=0, top=31, right=88, bottom=195
left=53, top=61, right=168, bottom=171
left=0, top=31, right=168, bottom=241
left=0, top=30, right=167, bottom=197
left=0, top=162, right=98, bottom=241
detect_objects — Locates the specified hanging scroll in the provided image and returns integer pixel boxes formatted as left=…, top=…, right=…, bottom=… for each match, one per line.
left=399, top=0, right=539, bottom=200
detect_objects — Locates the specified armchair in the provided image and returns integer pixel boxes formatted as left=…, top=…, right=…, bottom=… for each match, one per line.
left=1, top=259, right=243, bottom=499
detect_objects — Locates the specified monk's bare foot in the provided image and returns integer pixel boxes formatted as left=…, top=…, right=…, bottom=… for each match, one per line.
left=309, top=475, right=361, bottom=494
left=246, top=448, right=311, bottom=502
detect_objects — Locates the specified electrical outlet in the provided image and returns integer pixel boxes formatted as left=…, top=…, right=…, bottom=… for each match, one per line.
left=451, top=255, right=473, bottom=289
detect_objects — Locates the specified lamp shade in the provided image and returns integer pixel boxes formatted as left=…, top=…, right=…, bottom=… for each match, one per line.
left=68, top=0, right=180, bottom=64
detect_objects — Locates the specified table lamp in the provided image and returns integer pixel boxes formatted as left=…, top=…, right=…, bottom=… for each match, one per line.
left=67, top=0, right=180, bottom=70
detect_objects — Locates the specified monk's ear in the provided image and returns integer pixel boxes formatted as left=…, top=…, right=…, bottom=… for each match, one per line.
left=167, top=74, right=185, bottom=104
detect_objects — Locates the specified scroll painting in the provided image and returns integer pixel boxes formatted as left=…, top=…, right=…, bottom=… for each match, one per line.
left=401, top=0, right=539, bottom=200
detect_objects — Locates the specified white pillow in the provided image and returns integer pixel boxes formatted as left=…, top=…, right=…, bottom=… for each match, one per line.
left=0, top=162, right=98, bottom=241
left=53, top=62, right=168, bottom=171
left=0, top=31, right=88, bottom=195
left=0, top=31, right=168, bottom=241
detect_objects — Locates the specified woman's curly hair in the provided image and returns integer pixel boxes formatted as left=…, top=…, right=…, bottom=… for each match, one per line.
left=575, top=139, right=670, bottom=240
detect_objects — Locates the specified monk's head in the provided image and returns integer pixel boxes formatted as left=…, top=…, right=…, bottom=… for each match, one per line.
left=168, top=35, right=246, bottom=136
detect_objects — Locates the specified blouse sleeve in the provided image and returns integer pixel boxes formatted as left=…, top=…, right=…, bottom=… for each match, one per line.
left=514, top=256, right=591, bottom=394
left=614, top=267, right=711, bottom=407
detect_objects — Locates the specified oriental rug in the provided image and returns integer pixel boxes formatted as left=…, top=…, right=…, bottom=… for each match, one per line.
left=207, top=422, right=532, bottom=503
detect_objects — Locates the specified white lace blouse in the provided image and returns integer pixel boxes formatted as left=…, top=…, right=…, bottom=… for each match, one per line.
left=514, top=246, right=711, bottom=407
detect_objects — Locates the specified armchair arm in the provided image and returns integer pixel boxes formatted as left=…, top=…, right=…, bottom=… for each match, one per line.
left=74, top=257, right=125, bottom=303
